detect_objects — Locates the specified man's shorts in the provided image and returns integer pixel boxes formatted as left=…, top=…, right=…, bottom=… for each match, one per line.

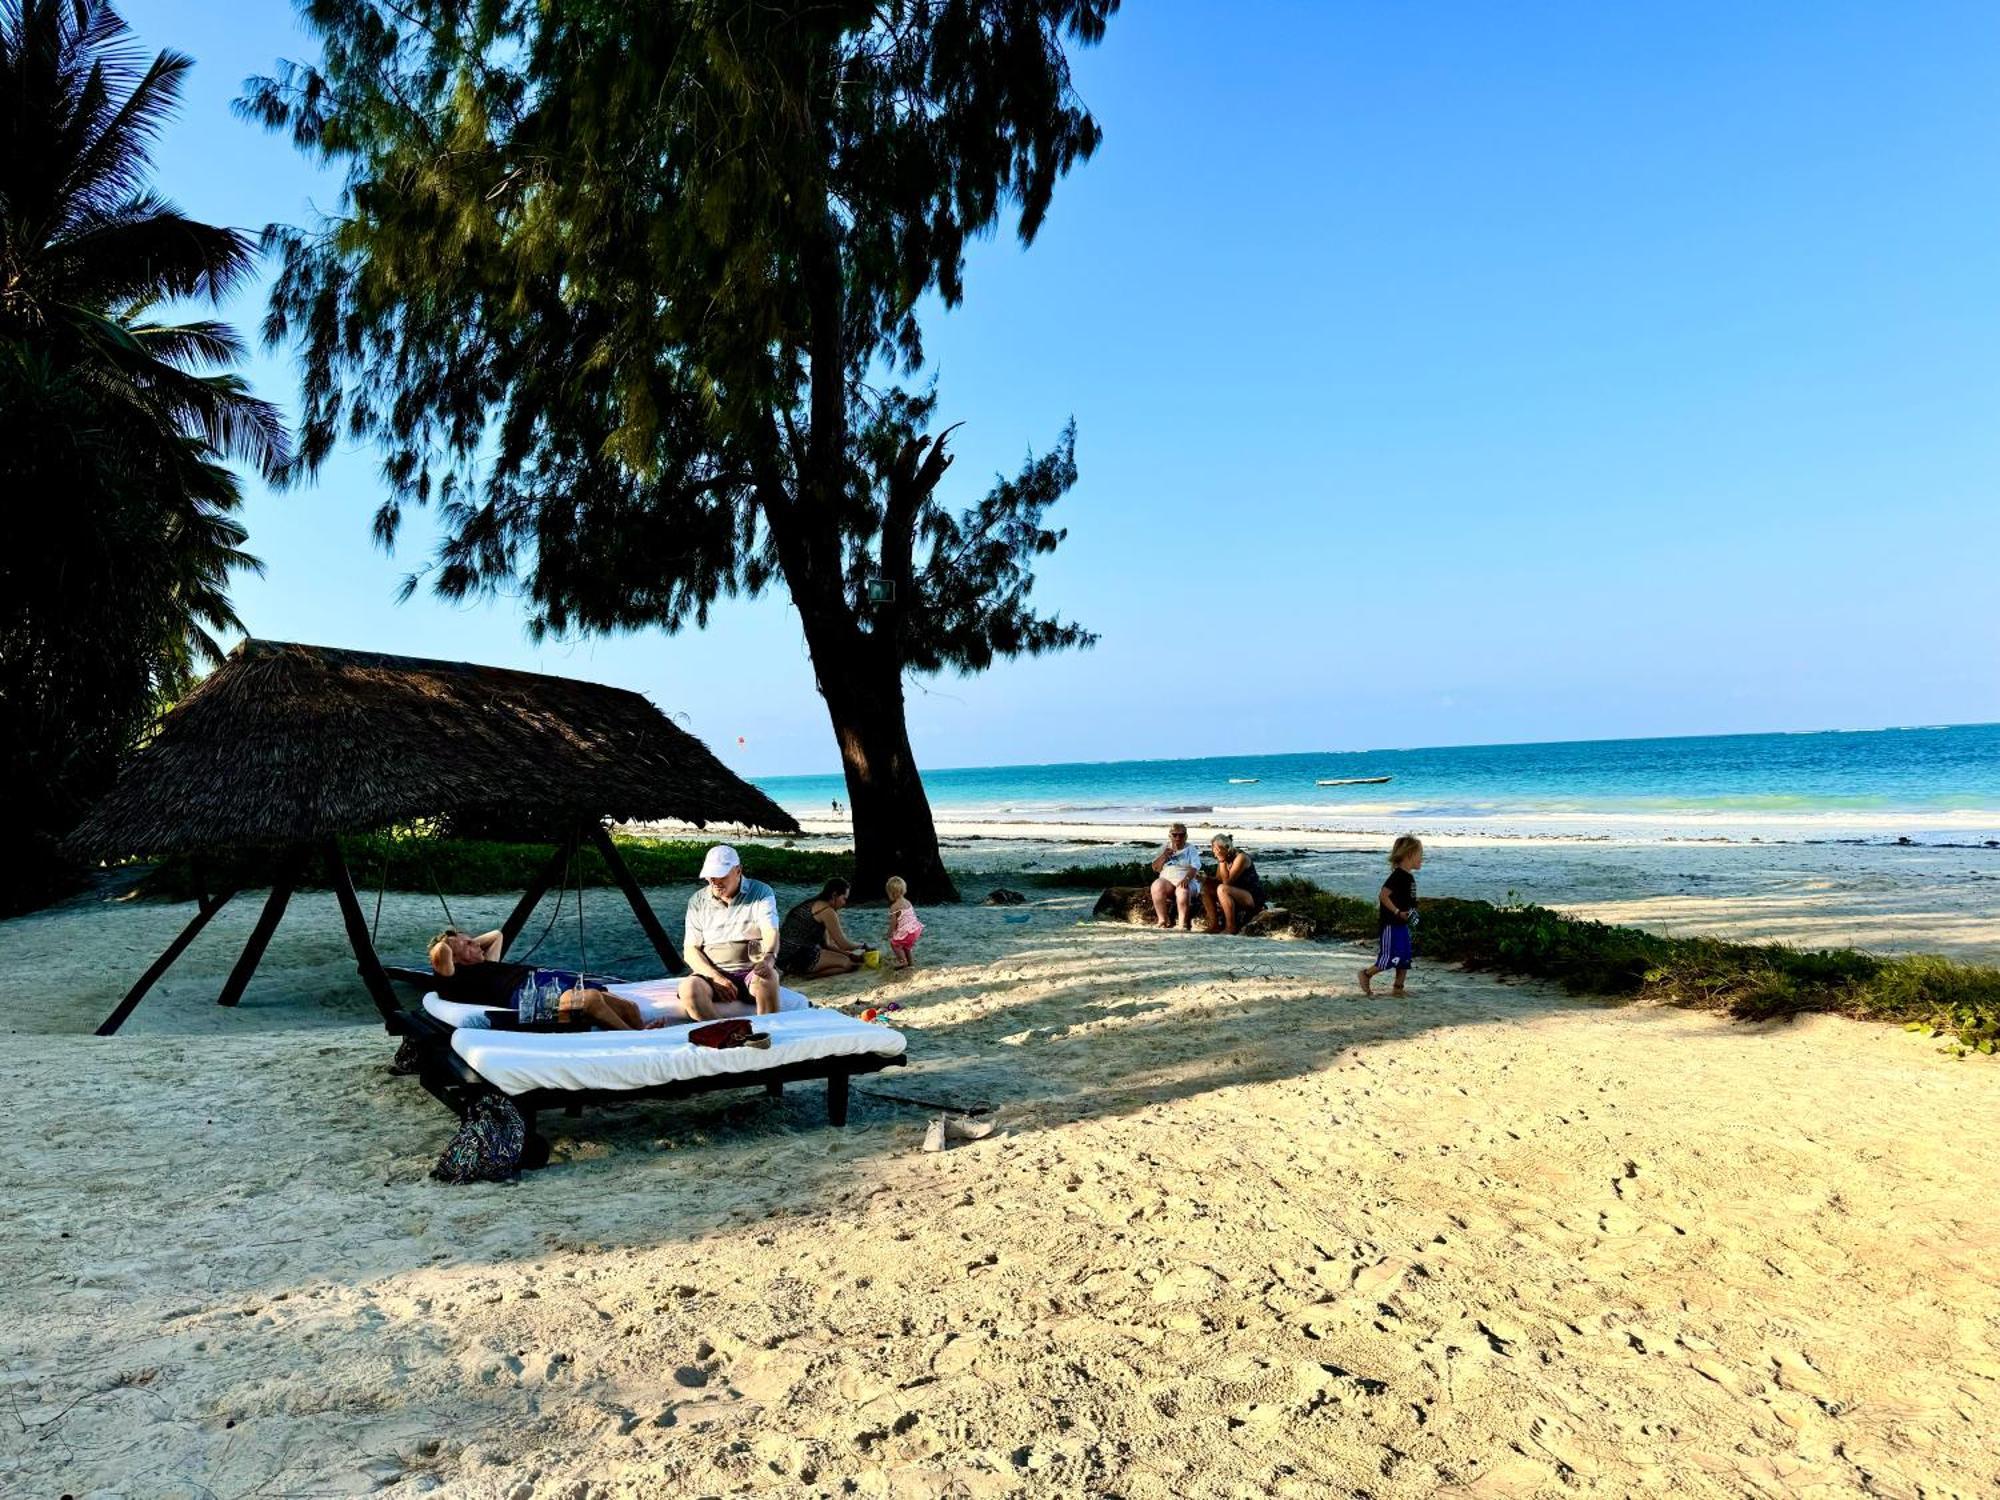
left=1375, top=925, right=1414, bottom=971
left=695, top=967, right=763, bottom=1004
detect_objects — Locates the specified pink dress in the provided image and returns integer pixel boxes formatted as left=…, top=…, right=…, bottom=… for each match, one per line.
left=890, top=903, right=925, bottom=951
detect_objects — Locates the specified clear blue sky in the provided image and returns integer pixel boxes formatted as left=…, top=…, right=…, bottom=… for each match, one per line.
left=125, top=0, right=2000, bottom=775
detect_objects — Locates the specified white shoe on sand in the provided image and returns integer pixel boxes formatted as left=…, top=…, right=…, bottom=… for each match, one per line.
left=944, top=1115, right=996, bottom=1142
left=922, top=1117, right=948, bottom=1153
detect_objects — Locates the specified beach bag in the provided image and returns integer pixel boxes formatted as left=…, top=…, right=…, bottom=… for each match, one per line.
left=431, top=1094, right=527, bottom=1184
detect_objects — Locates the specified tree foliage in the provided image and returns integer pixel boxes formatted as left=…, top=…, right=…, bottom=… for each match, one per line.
left=246, top=1, right=1115, bottom=897
left=0, top=0, right=284, bottom=910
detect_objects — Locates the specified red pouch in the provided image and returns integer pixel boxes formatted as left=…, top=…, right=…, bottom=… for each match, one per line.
left=688, top=1018, right=755, bottom=1049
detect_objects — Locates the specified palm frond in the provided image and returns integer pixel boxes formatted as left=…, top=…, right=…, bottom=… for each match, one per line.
left=45, top=193, right=258, bottom=305
left=127, top=317, right=247, bottom=370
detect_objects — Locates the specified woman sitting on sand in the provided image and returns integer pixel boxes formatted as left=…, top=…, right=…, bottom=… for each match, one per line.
left=776, top=879, right=871, bottom=978
left=1202, top=834, right=1266, bottom=934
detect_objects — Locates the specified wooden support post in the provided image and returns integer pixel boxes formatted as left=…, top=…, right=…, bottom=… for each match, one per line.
left=324, top=836, right=404, bottom=1027
left=95, top=887, right=236, bottom=1037
left=586, top=821, right=685, bottom=975
left=217, top=846, right=306, bottom=1008
left=827, top=1070, right=851, bottom=1128
left=502, top=830, right=578, bottom=949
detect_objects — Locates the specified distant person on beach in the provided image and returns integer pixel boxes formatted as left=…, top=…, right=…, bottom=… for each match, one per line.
left=1358, top=836, right=1423, bottom=996
left=885, top=875, right=926, bottom=966
left=428, top=928, right=661, bottom=1030
left=777, top=878, right=871, bottom=977
left=1150, top=822, right=1204, bottom=931
left=1202, top=834, right=1266, bottom=934
left=679, top=845, right=784, bottom=1017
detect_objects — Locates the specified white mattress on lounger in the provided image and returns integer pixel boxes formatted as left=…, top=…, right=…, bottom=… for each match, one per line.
left=421, top=977, right=808, bottom=1030
left=423, top=980, right=903, bottom=1096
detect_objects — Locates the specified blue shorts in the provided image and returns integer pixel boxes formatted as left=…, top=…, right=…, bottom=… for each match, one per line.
left=1375, top=925, right=1413, bottom=971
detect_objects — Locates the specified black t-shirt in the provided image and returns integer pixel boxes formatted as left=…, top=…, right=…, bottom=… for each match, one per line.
left=1381, top=867, right=1416, bottom=930
left=434, top=960, right=530, bottom=1008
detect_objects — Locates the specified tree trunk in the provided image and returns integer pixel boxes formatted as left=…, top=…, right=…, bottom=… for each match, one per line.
left=811, top=638, right=958, bottom=905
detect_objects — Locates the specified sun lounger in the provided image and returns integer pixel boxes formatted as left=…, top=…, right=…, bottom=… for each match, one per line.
left=387, top=978, right=905, bottom=1166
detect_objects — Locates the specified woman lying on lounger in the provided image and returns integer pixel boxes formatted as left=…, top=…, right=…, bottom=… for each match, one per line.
left=428, top=928, right=665, bottom=1030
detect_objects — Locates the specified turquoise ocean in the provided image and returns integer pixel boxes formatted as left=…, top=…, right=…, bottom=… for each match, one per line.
left=753, top=724, right=2000, bottom=846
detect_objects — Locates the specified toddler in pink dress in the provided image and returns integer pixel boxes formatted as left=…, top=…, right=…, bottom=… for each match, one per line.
left=885, top=876, right=925, bottom=967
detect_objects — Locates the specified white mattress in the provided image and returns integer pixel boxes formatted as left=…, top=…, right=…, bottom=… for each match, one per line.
left=421, top=977, right=808, bottom=1030
left=424, top=980, right=905, bottom=1096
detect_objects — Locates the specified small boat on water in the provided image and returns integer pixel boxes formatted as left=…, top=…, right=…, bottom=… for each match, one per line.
left=1227, top=777, right=1260, bottom=784
left=1316, top=776, right=1392, bottom=786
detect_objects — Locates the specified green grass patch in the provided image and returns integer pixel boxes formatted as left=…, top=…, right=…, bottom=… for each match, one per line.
left=1024, top=860, right=1155, bottom=888
left=1266, top=876, right=2000, bottom=1055
left=141, top=831, right=850, bottom=900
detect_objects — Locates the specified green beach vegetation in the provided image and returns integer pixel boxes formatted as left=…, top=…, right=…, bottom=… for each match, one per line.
left=1264, top=876, right=2000, bottom=1055
left=1017, top=864, right=2000, bottom=1053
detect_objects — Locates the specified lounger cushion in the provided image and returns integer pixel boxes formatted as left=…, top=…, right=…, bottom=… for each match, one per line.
left=421, top=977, right=809, bottom=1030
left=445, top=1006, right=906, bottom=1096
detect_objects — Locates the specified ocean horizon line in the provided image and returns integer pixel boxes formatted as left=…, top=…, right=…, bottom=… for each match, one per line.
left=747, top=718, right=2000, bottom=787
left=744, top=720, right=1992, bottom=788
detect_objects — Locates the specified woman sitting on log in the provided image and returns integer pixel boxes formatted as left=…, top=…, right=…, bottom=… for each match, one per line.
left=1202, top=835, right=1266, bottom=935
left=777, top=878, right=871, bottom=978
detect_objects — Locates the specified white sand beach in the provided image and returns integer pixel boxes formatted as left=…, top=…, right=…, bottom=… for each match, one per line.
left=2, top=857, right=1997, bottom=1498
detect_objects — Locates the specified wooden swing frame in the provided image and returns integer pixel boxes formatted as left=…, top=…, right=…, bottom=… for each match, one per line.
left=95, top=820, right=684, bottom=1036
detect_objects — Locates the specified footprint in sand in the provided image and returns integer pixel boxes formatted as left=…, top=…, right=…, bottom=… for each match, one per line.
left=1350, top=1256, right=1419, bottom=1300
left=1766, top=1345, right=1834, bottom=1400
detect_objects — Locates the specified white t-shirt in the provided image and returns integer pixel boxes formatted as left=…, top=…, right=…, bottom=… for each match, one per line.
left=683, top=877, right=780, bottom=967
left=1158, top=842, right=1202, bottom=891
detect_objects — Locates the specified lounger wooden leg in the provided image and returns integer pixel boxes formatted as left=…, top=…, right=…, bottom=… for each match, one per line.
left=827, top=1071, right=850, bottom=1127
left=765, top=1080, right=783, bottom=1100
left=517, top=1104, right=552, bottom=1170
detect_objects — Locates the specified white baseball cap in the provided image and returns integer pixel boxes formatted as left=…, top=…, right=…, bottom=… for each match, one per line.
left=699, top=845, right=741, bottom=879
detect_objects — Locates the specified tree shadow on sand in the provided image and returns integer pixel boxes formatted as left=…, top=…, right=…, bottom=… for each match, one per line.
left=4, top=888, right=1638, bottom=1309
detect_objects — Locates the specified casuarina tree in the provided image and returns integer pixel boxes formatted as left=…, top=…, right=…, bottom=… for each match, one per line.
left=244, top=0, right=1116, bottom=900
left=0, top=0, right=285, bottom=911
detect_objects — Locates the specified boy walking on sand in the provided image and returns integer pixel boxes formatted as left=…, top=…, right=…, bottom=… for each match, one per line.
left=1359, top=835, right=1423, bottom=996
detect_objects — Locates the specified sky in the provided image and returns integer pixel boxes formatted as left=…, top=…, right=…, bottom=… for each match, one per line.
left=121, top=0, right=2000, bottom=776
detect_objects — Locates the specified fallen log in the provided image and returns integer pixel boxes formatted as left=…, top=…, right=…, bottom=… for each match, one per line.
left=1092, top=886, right=1318, bottom=939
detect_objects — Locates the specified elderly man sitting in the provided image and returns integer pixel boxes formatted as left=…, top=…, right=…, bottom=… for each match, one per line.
left=1149, top=821, right=1204, bottom=931
left=678, top=845, right=784, bottom=1019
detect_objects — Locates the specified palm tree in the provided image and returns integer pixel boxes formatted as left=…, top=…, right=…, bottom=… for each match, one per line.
left=0, top=0, right=290, bottom=908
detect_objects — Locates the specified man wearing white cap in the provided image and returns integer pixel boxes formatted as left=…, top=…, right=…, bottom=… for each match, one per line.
left=678, top=845, right=784, bottom=1019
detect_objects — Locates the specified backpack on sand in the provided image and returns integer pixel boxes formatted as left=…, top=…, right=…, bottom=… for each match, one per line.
left=431, top=1094, right=528, bottom=1184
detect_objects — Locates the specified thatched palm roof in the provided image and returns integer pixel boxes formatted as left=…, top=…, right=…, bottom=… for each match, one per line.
left=66, top=639, right=798, bottom=859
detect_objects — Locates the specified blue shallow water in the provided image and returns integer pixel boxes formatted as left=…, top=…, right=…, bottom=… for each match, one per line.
left=754, top=724, right=2000, bottom=845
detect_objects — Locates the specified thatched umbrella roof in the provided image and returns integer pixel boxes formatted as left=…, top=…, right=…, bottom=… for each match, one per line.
left=66, top=639, right=798, bottom=859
